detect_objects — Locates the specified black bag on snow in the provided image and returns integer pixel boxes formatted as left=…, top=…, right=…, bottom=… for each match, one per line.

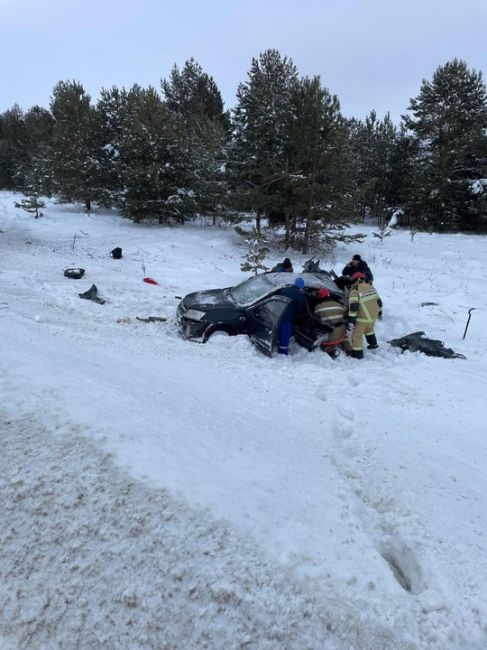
left=64, top=268, right=85, bottom=279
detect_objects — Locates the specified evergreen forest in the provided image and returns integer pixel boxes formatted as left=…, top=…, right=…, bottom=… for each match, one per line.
left=1, top=52, right=486, bottom=252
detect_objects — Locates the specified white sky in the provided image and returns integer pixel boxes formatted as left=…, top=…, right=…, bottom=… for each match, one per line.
left=1, top=0, right=486, bottom=123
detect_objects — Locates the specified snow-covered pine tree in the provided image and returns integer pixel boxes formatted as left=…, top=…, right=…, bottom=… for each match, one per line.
left=96, top=86, right=129, bottom=206
left=404, top=59, right=487, bottom=232
left=348, top=110, right=398, bottom=223
left=162, top=58, right=230, bottom=129
left=230, top=49, right=298, bottom=231
left=49, top=80, right=110, bottom=212
left=385, top=125, right=421, bottom=227
left=117, top=84, right=174, bottom=223
left=15, top=106, right=55, bottom=201
left=237, top=226, right=269, bottom=274
left=14, top=191, right=45, bottom=218
left=0, top=105, right=27, bottom=189
left=161, top=59, right=228, bottom=224
left=12, top=106, right=53, bottom=218
left=286, top=76, right=361, bottom=254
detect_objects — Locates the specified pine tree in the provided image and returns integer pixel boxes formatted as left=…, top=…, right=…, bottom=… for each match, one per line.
left=19, top=106, right=55, bottom=197
left=348, top=110, right=398, bottom=223
left=162, top=58, right=230, bottom=128
left=161, top=59, right=229, bottom=223
left=230, top=49, right=298, bottom=230
left=50, top=80, right=109, bottom=212
left=404, top=59, right=487, bottom=231
left=286, top=76, right=360, bottom=254
left=117, top=85, right=177, bottom=222
left=15, top=193, right=45, bottom=218
left=96, top=86, right=129, bottom=204
left=0, top=105, right=27, bottom=189
left=237, top=226, right=270, bottom=274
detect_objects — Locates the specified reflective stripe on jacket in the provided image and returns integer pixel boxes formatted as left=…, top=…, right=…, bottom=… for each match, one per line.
left=348, top=281, right=380, bottom=323
left=313, top=299, right=346, bottom=324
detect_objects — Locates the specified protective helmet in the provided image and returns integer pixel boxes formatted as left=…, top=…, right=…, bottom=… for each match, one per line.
left=282, top=258, right=293, bottom=270
left=294, top=277, right=305, bottom=288
left=350, top=272, right=365, bottom=282
left=316, top=287, right=330, bottom=299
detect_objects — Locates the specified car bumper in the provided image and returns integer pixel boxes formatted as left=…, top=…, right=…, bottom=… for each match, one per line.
left=176, top=304, right=208, bottom=342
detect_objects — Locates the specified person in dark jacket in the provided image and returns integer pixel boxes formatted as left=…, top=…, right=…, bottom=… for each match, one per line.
left=271, top=257, right=293, bottom=273
left=341, top=254, right=373, bottom=284
left=277, top=277, right=306, bottom=354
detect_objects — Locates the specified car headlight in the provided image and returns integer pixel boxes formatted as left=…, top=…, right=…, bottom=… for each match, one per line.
left=185, top=309, right=206, bottom=321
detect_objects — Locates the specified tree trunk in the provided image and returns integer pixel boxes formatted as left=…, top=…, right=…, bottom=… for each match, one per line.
left=85, top=197, right=91, bottom=213
left=256, top=207, right=262, bottom=231
left=302, top=216, right=310, bottom=254
left=284, top=208, right=291, bottom=248
left=284, top=159, right=290, bottom=247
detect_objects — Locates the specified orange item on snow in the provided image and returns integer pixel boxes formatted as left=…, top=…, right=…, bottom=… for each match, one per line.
left=143, top=277, right=159, bottom=285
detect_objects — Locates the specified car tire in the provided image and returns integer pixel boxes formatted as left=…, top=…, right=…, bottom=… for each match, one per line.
left=204, top=327, right=235, bottom=343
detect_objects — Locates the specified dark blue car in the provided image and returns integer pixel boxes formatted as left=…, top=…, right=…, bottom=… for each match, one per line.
left=176, top=272, right=343, bottom=356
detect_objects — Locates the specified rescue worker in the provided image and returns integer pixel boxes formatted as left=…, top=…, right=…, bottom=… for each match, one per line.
left=277, top=277, right=306, bottom=355
left=347, top=272, right=382, bottom=359
left=342, top=254, right=373, bottom=284
left=271, top=257, right=293, bottom=273
left=313, top=287, right=352, bottom=359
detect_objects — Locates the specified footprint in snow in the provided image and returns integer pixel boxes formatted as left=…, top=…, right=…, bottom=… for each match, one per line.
left=378, top=541, right=426, bottom=595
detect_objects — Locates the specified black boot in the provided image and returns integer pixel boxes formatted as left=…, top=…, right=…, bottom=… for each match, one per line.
left=351, top=349, right=364, bottom=359
left=366, top=334, right=379, bottom=350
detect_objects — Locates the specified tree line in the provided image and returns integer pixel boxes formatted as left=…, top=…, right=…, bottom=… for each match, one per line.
left=1, top=51, right=486, bottom=251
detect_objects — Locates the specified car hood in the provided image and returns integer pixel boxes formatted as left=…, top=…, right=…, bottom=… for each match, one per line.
left=182, top=288, right=234, bottom=311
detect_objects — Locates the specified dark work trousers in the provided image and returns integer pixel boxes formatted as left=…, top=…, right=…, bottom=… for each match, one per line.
left=278, top=319, right=293, bottom=355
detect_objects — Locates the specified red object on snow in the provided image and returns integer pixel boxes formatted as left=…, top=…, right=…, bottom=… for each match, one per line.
left=143, top=277, right=159, bottom=285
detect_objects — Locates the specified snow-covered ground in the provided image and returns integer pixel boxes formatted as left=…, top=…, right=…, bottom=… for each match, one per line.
left=0, top=191, right=486, bottom=650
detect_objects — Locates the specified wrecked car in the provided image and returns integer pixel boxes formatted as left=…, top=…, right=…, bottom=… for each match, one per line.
left=176, top=271, right=344, bottom=356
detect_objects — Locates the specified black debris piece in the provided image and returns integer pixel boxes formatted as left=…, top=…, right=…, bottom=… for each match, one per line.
left=389, top=331, right=465, bottom=359
left=78, top=284, right=106, bottom=305
left=64, top=268, right=85, bottom=279
left=136, top=316, right=167, bottom=323
left=110, top=247, right=122, bottom=259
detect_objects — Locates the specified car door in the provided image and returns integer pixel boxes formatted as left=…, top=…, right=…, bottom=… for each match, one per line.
left=246, top=295, right=291, bottom=357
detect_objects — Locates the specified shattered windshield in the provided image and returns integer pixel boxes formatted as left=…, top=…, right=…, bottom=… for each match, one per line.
left=229, top=275, right=277, bottom=306
left=229, top=273, right=338, bottom=307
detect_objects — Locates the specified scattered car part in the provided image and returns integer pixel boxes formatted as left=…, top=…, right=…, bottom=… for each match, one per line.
left=136, top=316, right=167, bottom=323
left=78, top=284, right=106, bottom=304
left=389, top=331, right=465, bottom=359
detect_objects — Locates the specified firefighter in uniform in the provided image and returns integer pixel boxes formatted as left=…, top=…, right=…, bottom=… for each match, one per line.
left=347, top=272, right=382, bottom=359
left=313, top=288, right=352, bottom=358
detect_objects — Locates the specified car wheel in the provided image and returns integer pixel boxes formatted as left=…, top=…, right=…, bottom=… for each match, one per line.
left=204, top=327, right=235, bottom=342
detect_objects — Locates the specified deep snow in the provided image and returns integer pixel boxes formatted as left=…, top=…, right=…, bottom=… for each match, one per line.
left=0, top=192, right=486, bottom=649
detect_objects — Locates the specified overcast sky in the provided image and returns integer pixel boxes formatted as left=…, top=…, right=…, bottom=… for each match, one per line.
left=1, top=0, right=486, bottom=123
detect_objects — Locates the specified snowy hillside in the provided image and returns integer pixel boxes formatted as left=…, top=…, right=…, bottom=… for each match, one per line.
left=0, top=191, right=486, bottom=650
